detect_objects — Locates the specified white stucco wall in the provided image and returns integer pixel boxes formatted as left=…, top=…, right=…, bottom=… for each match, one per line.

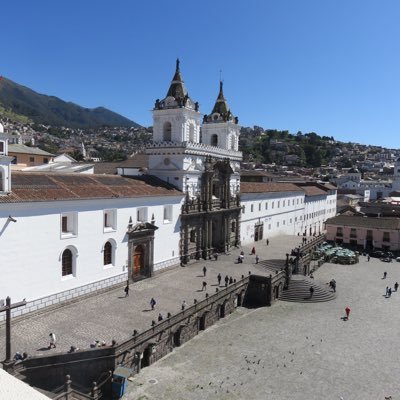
left=240, top=192, right=305, bottom=244
left=0, top=195, right=184, bottom=306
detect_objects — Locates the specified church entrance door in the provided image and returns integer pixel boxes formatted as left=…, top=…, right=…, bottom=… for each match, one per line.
left=132, top=245, right=144, bottom=279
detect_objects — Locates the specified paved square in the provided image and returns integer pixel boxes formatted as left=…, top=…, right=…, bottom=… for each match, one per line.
left=127, top=254, right=400, bottom=400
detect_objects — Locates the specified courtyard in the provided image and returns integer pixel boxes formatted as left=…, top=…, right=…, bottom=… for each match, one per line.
left=126, top=252, right=400, bottom=400
left=1, top=236, right=399, bottom=400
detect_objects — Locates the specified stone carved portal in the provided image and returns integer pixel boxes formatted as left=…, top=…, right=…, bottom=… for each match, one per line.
left=181, top=156, right=241, bottom=263
left=127, top=222, right=158, bottom=282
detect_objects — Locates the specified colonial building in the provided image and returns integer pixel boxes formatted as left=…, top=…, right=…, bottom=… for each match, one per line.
left=0, top=61, right=337, bottom=320
left=146, top=60, right=242, bottom=261
left=325, top=215, right=400, bottom=252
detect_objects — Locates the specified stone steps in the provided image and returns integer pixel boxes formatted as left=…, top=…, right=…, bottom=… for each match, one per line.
left=280, top=276, right=336, bottom=303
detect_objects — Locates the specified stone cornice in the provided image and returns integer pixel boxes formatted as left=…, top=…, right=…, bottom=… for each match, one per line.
left=146, top=141, right=242, bottom=161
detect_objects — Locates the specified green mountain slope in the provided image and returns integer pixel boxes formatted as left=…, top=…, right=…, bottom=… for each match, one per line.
left=0, top=77, right=139, bottom=128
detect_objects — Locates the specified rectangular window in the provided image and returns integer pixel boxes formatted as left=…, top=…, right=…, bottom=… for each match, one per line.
left=350, top=228, right=357, bottom=238
left=366, top=230, right=373, bottom=240
left=61, top=213, right=78, bottom=237
left=383, top=232, right=390, bottom=242
left=137, top=207, right=148, bottom=222
left=272, top=201, right=274, bottom=209
left=0, top=141, right=4, bottom=154
left=163, top=205, right=173, bottom=223
left=242, top=206, right=245, bottom=214
left=62, top=216, right=68, bottom=233
left=29, top=157, right=35, bottom=162
left=251, top=204, right=254, bottom=212
left=283, top=200, right=285, bottom=207
left=259, top=203, right=261, bottom=211
left=277, top=222, right=280, bottom=227
left=336, top=227, right=343, bottom=237
left=43, top=158, right=49, bottom=164
left=265, top=202, right=268, bottom=210
left=104, top=209, right=117, bottom=231
left=277, top=201, right=280, bottom=208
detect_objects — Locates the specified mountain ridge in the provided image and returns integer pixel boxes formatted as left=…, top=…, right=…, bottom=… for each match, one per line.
left=0, top=77, right=140, bottom=128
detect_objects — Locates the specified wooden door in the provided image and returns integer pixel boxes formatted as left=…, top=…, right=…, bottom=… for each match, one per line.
left=132, top=245, right=144, bottom=278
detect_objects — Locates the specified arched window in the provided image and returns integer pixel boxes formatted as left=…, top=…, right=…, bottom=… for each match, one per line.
left=188, top=124, right=195, bottom=142
left=62, top=249, right=73, bottom=276
left=163, top=122, right=172, bottom=142
left=211, top=134, right=218, bottom=146
left=104, top=241, right=112, bottom=265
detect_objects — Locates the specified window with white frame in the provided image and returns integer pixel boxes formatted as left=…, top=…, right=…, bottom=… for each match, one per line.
left=251, top=204, right=254, bottom=212
left=163, top=205, right=173, bottom=223
left=61, top=213, right=78, bottom=237
left=104, top=209, right=117, bottom=231
left=137, top=207, right=148, bottom=222
left=265, top=202, right=268, bottom=210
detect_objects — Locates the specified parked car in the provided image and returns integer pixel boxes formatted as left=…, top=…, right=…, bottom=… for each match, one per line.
left=370, top=251, right=385, bottom=258
left=380, top=257, right=392, bottom=263
left=385, top=251, right=395, bottom=258
left=396, top=257, right=400, bottom=262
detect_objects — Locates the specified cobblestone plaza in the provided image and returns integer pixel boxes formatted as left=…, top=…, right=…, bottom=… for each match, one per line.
left=1, top=236, right=399, bottom=399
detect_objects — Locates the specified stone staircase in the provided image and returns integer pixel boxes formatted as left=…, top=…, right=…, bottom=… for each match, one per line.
left=280, top=275, right=336, bottom=303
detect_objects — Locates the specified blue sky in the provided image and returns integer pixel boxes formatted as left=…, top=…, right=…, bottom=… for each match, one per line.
left=1, top=0, right=399, bottom=147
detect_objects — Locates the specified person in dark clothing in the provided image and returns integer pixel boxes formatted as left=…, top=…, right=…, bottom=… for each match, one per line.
left=202, top=281, right=207, bottom=291
left=217, top=273, right=222, bottom=286
left=309, top=287, right=314, bottom=298
left=225, top=275, right=229, bottom=287
left=203, top=266, right=207, bottom=276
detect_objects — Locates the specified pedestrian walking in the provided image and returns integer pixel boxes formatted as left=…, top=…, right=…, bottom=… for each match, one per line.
left=181, top=300, right=187, bottom=311
left=386, top=286, right=389, bottom=296
left=394, top=282, right=399, bottom=292
left=388, top=288, right=392, bottom=297
left=225, top=275, right=229, bottom=287
left=266, top=239, right=269, bottom=246
left=251, top=246, right=256, bottom=255
left=217, top=273, right=222, bottom=286
left=345, top=306, right=351, bottom=319
left=48, top=333, right=56, bottom=349
left=383, top=271, right=387, bottom=279
left=150, top=297, right=156, bottom=310
left=309, top=287, right=314, bottom=298
left=367, top=254, right=370, bottom=262
left=203, top=266, right=207, bottom=277
left=229, top=276, right=233, bottom=284
left=124, top=283, right=129, bottom=297
left=202, top=281, right=207, bottom=291
left=158, top=313, right=163, bottom=322
left=255, top=254, right=259, bottom=264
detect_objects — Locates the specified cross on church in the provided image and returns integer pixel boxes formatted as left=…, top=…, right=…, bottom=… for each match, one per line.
left=0, top=296, right=27, bottom=363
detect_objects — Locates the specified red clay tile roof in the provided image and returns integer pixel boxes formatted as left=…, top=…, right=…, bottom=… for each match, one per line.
left=240, top=182, right=303, bottom=194
left=326, top=215, right=400, bottom=230
left=0, top=172, right=182, bottom=203
left=299, top=186, right=327, bottom=196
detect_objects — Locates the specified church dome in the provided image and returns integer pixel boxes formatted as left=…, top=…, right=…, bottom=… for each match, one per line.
left=153, top=59, right=198, bottom=111
left=203, top=81, right=238, bottom=124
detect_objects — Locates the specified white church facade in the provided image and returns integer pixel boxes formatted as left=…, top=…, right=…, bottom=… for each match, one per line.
left=0, top=60, right=337, bottom=320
